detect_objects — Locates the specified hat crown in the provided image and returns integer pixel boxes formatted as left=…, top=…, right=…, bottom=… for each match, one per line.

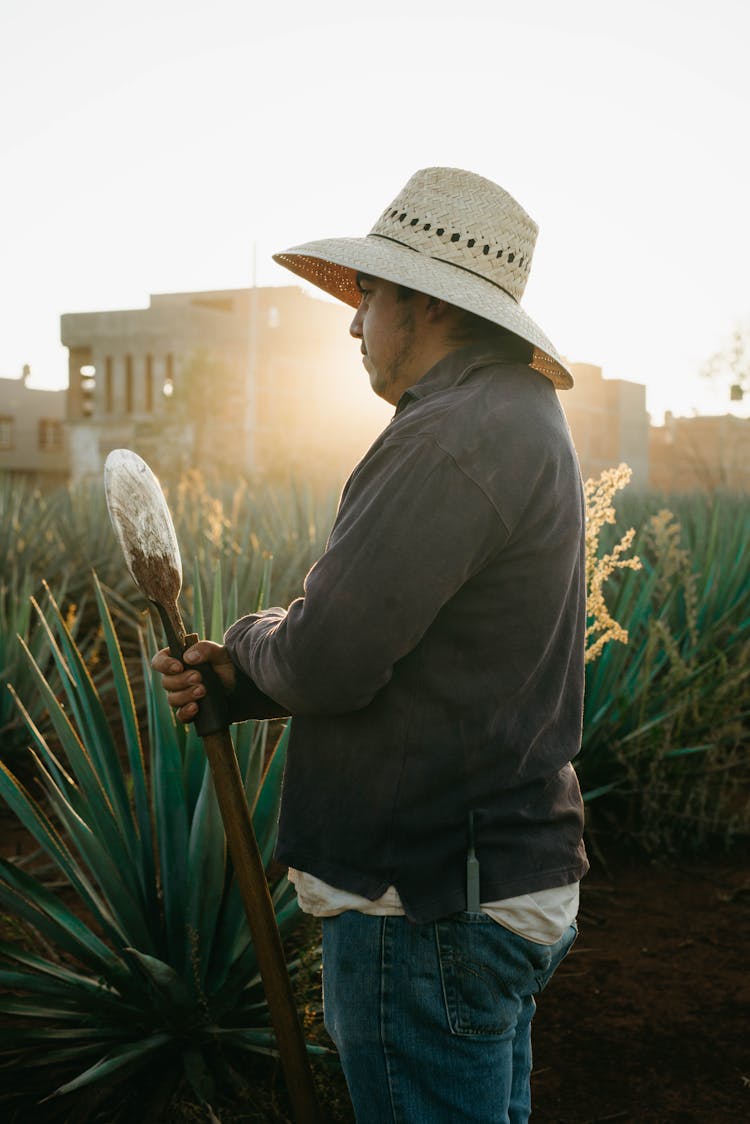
left=368, top=167, right=538, bottom=304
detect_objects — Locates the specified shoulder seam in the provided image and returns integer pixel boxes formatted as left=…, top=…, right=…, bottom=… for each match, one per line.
left=383, top=431, right=512, bottom=536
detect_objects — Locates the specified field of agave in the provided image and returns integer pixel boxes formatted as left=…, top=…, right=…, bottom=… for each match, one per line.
left=0, top=467, right=748, bottom=1119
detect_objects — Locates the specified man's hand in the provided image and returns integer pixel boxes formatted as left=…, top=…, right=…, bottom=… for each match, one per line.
left=152, top=640, right=237, bottom=724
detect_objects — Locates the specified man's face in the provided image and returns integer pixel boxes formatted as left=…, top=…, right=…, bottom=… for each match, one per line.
left=349, top=275, right=423, bottom=406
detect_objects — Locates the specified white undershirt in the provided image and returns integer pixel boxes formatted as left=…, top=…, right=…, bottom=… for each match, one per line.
left=288, top=868, right=579, bottom=945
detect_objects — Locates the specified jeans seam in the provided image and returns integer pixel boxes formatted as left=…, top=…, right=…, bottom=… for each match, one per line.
left=435, top=920, right=452, bottom=1033
left=379, top=916, right=400, bottom=1124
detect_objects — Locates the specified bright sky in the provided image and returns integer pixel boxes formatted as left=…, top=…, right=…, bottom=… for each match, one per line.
left=2, top=0, right=749, bottom=423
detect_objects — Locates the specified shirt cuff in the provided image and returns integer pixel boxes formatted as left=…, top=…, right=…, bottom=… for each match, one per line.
left=225, top=666, right=289, bottom=722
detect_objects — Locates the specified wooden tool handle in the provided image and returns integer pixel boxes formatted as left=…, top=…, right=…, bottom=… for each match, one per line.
left=202, top=729, right=321, bottom=1123
left=158, top=617, right=320, bottom=1119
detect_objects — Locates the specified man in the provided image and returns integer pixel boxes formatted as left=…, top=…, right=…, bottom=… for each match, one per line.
left=155, top=167, right=588, bottom=1123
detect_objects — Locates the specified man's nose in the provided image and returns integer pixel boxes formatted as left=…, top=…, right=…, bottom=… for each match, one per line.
left=349, top=306, right=363, bottom=338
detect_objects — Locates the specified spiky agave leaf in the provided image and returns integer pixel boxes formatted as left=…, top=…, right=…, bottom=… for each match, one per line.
left=0, top=573, right=324, bottom=1121
left=579, top=490, right=750, bottom=846
left=0, top=570, right=85, bottom=770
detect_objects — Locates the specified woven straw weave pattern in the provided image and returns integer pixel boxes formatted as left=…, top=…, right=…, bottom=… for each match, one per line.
left=370, top=168, right=537, bottom=303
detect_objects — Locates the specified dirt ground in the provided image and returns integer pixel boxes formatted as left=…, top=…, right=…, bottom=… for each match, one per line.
left=529, top=852, right=750, bottom=1124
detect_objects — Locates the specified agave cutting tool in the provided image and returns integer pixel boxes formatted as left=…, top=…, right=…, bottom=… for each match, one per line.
left=104, top=448, right=319, bottom=1123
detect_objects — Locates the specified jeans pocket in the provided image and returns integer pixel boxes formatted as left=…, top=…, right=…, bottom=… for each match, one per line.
left=533, top=923, right=577, bottom=992
left=436, top=915, right=577, bottom=1038
left=436, top=914, right=523, bottom=1038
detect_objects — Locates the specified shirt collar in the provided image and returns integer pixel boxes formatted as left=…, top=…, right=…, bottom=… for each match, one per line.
left=394, top=338, right=531, bottom=415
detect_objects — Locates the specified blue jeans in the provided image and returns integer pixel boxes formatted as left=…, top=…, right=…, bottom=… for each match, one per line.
left=322, top=911, right=577, bottom=1124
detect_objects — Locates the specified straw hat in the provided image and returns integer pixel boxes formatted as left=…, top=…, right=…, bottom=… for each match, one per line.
left=273, top=166, right=572, bottom=390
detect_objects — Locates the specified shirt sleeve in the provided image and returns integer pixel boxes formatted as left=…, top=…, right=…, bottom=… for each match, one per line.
left=223, top=435, right=507, bottom=715
left=224, top=667, right=290, bottom=723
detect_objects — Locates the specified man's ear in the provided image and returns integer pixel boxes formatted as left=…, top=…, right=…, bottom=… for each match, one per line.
left=424, top=295, right=453, bottom=322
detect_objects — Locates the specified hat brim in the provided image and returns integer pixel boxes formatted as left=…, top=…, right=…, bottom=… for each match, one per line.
left=273, top=235, right=573, bottom=390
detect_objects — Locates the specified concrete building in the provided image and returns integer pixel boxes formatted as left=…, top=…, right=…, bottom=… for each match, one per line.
left=61, top=291, right=657, bottom=491
left=0, top=366, right=68, bottom=485
left=61, top=286, right=382, bottom=483
left=562, top=361, right=649, bottom=487
left=649, top=412, right=750, bottom=492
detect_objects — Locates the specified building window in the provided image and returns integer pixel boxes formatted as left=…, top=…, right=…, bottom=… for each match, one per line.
left=163, top=353, right=175, bottom=398
left=0, top=415, right=13, bottom=450
left=39, top=419, right=63, bottom=452
left=125, top=355, right=134, bottom=413
left=105, top=357, right=114, bottom=413
left=145, top=354, right=154, bottom=412
left=80, top=364, right=96, bottom=416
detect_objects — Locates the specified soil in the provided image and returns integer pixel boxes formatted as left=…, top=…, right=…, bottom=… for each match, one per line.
left=529, top=851, right=750, bottom=1124
left=2, top=810, right=748, bottom=1123
left=127, top=544, right=181, bottom=611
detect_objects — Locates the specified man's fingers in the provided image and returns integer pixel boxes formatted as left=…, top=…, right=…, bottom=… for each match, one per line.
left=151, top=641, right=236, bottom=719
left=182, top=641, right=237, bottom=693
left=167, top=680, right=205, bottom=703
left=182, top=640, right=226, bottom=666
left=160, top=667, right=203, bottom=690
left=170, top=698, right=200, bottom=723
left=152, top=647, right=184, bottom=675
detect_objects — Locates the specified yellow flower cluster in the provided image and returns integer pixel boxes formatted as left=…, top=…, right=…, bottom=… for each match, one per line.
left=584, top=464, right=642, bottom=664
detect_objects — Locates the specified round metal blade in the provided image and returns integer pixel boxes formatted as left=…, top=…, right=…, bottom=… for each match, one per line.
left=104, top=449, right=183, bottom=604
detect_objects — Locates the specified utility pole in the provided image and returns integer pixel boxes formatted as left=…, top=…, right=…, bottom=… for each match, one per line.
left=245, top=241, right=259, bottom=473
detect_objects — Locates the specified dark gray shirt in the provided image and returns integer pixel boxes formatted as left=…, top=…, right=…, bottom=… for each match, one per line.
left=225, top=341, right=589, bottom=922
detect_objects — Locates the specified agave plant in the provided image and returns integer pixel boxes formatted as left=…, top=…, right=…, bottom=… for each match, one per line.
left=580, top=490, right=750, bottom=844
left=0, top=474, right=64, bottom=583
left=47, top=480, right=139, bottom=600
left=169, top=473, right=339, bottom=612
left=0, top=571, right=84, bottom=771
left=0, top=573, right=324, bottom=1121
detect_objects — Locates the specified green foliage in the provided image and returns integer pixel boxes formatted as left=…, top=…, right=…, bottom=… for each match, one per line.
left=0, top=476, right=147, bottom=771
left=2, top=469, right=749, bottom=853
left=0, top=472, right=335, bottom=769
left=0, top=575, right=324, bottom=1121
left=1, top=570, right=49, bottom=761
left=0, top=478, right=65, bottom=764
left=167, top=472, right=338, bottom=612
left=580, top=491, right=750, bottom=849
left=0, top=474, right=62, bottom=580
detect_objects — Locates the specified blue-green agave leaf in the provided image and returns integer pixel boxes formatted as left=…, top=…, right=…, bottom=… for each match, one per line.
left=0, top=765, right=125, bottom=948
left=0, top=858, right=127, bottom=984
left=32, top=589, right=135, bottom=840
left=186, top=765, right=226, bottom=983
left=122, top=948, right=192, bottom=1011
left=48, top=1032, right=173, bottom=1099
left=92, top=574, right=157, bottom=902
left=252, top=722, right=290, bottom=867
